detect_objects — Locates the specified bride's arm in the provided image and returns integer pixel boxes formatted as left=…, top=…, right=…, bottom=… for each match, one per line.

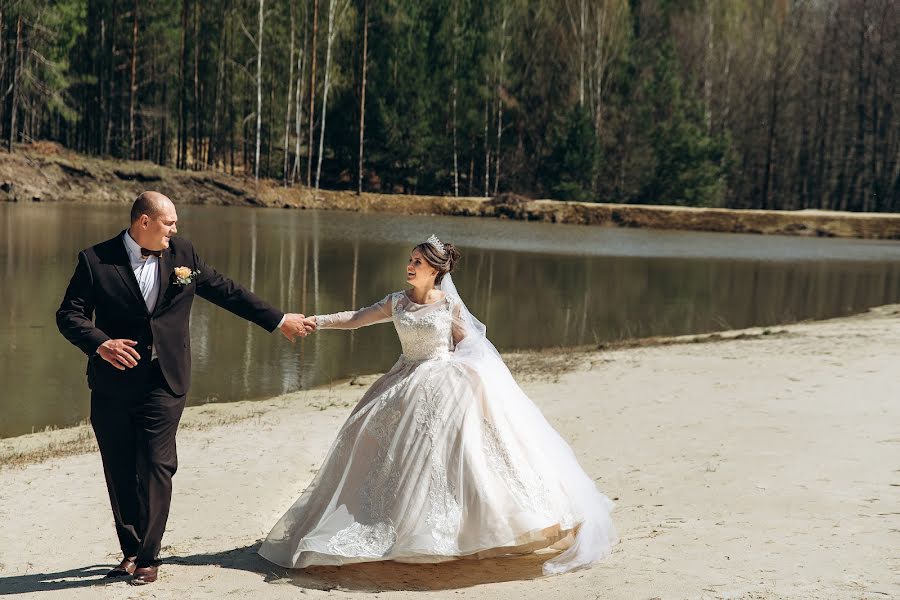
left=313, top=294, right=394, bottom=330
left=451, top=300, right=466, bottom=347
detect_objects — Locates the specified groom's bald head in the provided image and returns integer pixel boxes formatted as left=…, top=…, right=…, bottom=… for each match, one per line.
left=129, top=191, right=178, bottom=252
left=130, top=191, right=174, bottom=223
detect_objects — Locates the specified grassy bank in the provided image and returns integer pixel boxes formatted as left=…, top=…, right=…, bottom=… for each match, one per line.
left=2, top=142, right=899, bottom=239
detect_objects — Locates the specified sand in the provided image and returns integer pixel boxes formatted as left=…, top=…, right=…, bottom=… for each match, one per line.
left=1, top=305, right=898, bottom=599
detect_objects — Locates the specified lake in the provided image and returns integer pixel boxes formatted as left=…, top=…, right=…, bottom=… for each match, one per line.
left=2, top=202, right=898, bottom=438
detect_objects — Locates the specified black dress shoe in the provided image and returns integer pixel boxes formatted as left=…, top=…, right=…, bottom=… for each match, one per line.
left=130, top=565, right=159, bottom=585
left=105, top=557, right=137, bottom=578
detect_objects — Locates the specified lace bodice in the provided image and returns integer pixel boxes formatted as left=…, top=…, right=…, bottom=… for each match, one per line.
left=314, top=291, right=465, bottom=362
left=394, top=293, right=455, bottom=362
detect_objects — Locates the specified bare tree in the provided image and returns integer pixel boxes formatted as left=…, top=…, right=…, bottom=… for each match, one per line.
left=106, top=0, right=119, bottom=156
left=283, top=0, right=296, bottom=186
left=129, top=0, right=139, bottom=158
left=192, top=0, right=200, bottom=169
left=357, top=0, right=368, bottom=195
left=210, top=7, right=228, bottom=169
left=292, top=3, right=307, bottom=185
left=451, top=0, right=459, bottom=196
left=483, top=75, right=490, bottom=197
left=494, top=8, right=508, bottom=195
left=8, top=14, right=22, bottom=152
left=564, top=0, right=586, bottom=107
left=314, top=0, right=340, bottom=189
left=306, top=0, right=319, bottom=186
left=178, top=0, right=188, bottom=168
left=254, top=0, right=265, bottom=182
left=591, top=0, right=628, bottom=136
left=0, top=4, right=6, bottom=137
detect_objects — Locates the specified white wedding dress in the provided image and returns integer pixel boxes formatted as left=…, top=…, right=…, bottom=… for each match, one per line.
left=259, top=281, right=617, bottom=575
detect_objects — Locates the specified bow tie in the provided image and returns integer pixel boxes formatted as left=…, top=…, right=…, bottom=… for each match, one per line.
left=140, top=247, right=162, bottom=258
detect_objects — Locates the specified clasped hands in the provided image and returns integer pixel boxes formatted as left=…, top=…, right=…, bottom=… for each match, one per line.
left=279, top=313, right=317, bottom=342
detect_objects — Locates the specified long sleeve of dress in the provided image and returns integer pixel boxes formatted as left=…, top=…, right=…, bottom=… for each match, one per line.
left=450, top=298, right=467, bottom=347
left=314, top=294, right=394, bottom=330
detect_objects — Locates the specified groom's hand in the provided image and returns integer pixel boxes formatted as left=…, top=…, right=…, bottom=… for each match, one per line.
left=97, top=339, right=141, bottom=370
left=279, top=313, right=317, bottom=342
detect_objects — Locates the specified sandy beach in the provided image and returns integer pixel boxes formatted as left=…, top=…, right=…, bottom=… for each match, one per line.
left=1, top=305, right=898, bottom=599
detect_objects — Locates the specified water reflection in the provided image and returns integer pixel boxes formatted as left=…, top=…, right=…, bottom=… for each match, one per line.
left=1, top=203, right=898, bottom=438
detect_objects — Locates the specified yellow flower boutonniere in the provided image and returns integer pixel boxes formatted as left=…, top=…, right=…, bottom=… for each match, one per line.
left=173, top=266, right=200, bottom=286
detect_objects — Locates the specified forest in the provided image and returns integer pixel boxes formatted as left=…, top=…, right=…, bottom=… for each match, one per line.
left=0, top=0, right=897, bottom=211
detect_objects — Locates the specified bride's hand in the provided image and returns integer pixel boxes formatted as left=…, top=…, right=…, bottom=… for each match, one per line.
left=280, top=313, right=317, bottom=342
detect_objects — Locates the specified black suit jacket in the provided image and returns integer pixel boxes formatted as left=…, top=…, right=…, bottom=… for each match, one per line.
left=56, top=231, right=284, bottom=396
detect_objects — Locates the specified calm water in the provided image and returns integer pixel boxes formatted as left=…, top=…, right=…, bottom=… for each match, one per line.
left=2, top=203, right=899, bottom=438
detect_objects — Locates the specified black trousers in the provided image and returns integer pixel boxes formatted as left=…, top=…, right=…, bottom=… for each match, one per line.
left=90, top=359, right=186, bottom=567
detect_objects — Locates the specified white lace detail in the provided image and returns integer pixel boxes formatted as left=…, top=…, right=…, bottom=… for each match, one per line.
left=326, top=521, right=397, bottom=557
left=324, top=404, right=404, bottom=558
left=418, top=370, right=462, bottom=554
left=361, top=407, right=403, bottom=519
left=314, top=312, right=345, bottom=329
left=482, top=417, right=553, bottom=516
left=394, top=294, right=454, bottom=363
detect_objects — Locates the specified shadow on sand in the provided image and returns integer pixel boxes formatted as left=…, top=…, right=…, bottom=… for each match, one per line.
left=169, top=541, right=554, bottom=592
left=0, top=542, right=553, bottom=594
left=0, top=564, right=124, bottom=595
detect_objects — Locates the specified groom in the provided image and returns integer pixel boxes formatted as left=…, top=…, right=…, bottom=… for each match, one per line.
left=56, top=191, right=315, bottom=585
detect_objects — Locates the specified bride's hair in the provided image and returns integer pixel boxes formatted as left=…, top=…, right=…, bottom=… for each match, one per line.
left=415, top=239, right=460, bottom=285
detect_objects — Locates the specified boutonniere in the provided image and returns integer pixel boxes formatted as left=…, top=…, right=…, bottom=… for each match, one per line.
left=173, top=266, right=200, bottom=286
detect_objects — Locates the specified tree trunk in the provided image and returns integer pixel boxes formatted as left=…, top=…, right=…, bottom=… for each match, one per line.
left=292, top=4, right=307, bottom=184
left=451, top=0, right=459, bottom=197
left=306, top=0, right=319, bottom=186
left=193, top=0, right=200, bottom=169
left=852, top=10, right=867, bottom=211
left=761, top=25, right=783, bottom=211
left=579, top=0, right=585, bottom=107
left=811, top=19, right=830, bottom=209
left=494, top=11, right=507, bottom=196
left=254, top=0, right=264, bottom=182
left=160, top=79, right=168, bottom=165
left=315, top=0, right=337, bottom=190
left=179, top=0, right=188, bottom=168
left=266, top=85, right=274, bottom=177
left=483, top=77, right=490, bottom=197
left=129, top=0, right=139, bottom=158
left=97, top=17, right=105, bottom=154
left=0, top=3, right=6, bottom=143
left=704, top=0, right=714, bottom=134
left=228, top=1, right=236, bottom=175
left=357, top=0, right=368, bottom=195
left=107, top=0, right=119, bottom=156
left=210, top=9, right=227, bottom=169
left=8, top=14, right=22, bottom=152
left=283, top=0, right=296, bottom=186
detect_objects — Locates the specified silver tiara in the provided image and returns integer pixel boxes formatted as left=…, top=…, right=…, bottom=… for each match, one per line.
left=426, top=234, right=445, bottom=255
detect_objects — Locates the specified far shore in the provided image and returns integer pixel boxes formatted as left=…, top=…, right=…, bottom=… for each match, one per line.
left=2, top=142, right=899, bottom=240
left=1, top=305, right=897, bottom=599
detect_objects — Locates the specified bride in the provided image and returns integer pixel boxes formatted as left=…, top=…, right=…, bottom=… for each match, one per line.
left=259, top=235, right=617, bottom=575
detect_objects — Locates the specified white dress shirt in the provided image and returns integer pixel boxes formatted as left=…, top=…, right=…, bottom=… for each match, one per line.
left=123, top=231, right=160, bottom=358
